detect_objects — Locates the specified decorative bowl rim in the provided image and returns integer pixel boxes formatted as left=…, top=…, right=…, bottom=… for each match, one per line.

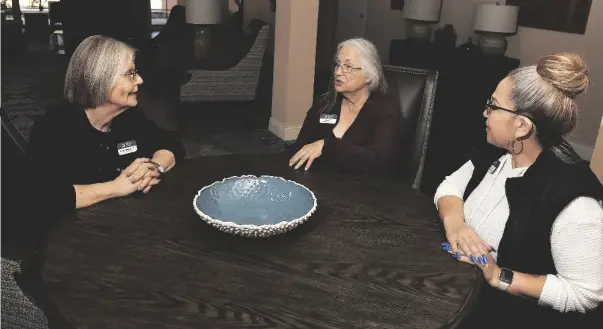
left=192, top=174, right=318, bottom=229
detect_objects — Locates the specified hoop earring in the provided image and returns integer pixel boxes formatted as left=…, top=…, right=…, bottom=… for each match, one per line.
left=508, top=138, right=524, bottom=155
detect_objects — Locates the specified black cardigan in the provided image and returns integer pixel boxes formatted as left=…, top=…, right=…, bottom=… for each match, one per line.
left=291, top=92, right=401, bottom=172
left=461, top=146, right=603, bottom=329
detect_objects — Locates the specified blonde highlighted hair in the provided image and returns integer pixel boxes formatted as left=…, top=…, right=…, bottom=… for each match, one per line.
left=509, top=52, right=590, bottom=163
left=64, top=35, right=135, bottom=108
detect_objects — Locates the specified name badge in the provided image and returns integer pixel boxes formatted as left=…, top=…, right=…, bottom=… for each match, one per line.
left=117, top=140, right=138, bottom=155
left=488, top=160, right=501, bottom=174
left=319, top=114, right=337, bottom=124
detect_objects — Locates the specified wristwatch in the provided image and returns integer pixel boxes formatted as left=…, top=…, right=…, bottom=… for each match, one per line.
left=148, top=160, right=165, bottom=176
left=498, top=268, right=514, bottom=291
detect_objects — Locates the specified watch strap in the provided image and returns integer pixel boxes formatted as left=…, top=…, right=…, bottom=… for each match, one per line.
left=498, top=280, right=510, bottom=291
left=148, top=160, right=165, bottom=175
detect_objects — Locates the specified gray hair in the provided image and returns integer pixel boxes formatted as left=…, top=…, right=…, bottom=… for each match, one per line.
left=337, top=38, right=387, bottom=93
left=317, top=38, right=387, bottom=114
left=64, top=35, right=135, bottom=108
left=508, top=52, right=590, bottom=164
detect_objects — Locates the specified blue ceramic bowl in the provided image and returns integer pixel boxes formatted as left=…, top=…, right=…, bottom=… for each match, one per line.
left=193, top=175, right=317, bottom=237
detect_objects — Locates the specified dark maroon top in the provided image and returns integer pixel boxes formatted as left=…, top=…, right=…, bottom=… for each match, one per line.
left=291, top=92, right=401, bottom=172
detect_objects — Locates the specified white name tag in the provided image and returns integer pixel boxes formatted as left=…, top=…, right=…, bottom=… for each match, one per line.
left=319, top=114, right=337, bottom=124
left=117, top=140, right=138, bottom=155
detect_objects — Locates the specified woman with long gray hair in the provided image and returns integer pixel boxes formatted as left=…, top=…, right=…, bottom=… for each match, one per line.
left=26, top=35, right=185, bottom=210
left=436, top=52, right=603, bottom=328
left=289, top=38, right=400, bottom=172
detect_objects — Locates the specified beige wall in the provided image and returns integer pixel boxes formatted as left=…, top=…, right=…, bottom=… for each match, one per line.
left=269, top=0, right=319, bottom=140
left=434, top=0, right=603, bottom=159
left=591, top=118, right=603, bottom=182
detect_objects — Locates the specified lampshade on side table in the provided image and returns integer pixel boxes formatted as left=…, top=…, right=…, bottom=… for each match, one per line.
left=403, top=0, right=442, bottom=42
left=184, top=0, right=223, bottom=59
left=473, top=3, right=519, bottom=57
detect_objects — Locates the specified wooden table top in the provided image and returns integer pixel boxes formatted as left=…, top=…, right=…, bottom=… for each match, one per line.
left=41, top=154, right=480, bottom=329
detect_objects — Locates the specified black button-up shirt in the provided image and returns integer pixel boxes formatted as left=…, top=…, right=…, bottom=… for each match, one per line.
left=26, top=101, right=186, bottom=185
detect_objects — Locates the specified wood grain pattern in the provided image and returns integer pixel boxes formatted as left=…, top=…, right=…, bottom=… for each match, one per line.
left=41, top=154, right=480, bottom=329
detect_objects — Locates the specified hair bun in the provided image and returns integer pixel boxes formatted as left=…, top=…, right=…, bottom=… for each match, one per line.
left=536, top=52, right=590, bottom=98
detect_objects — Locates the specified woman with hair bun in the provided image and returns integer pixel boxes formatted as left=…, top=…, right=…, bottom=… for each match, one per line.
left=435, top=52, right=603, bottom=328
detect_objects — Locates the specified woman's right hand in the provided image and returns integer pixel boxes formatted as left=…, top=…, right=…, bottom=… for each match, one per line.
left=444, top=220, right=492, bottom=261
left=111, top=170, right=142, bottom=197
left=111, top=158, right=156, bottom=197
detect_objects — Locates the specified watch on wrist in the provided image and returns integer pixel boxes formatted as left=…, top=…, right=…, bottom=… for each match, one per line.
left=149, top=160, right=165, bottom=175
left=498, top=268, right=514, bottom=291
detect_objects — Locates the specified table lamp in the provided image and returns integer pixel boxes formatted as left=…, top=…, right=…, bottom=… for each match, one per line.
left=473, top=3, right=519, bottom=57
left=184, top=0, right=224, bottom=59
left=403, top=0, right=442, bottom=42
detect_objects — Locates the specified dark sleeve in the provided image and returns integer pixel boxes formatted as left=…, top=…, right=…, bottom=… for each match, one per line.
left=131, top=108, right=186, bottom=162
left=290, top=104, right=323, bottom=153
left=25, top=115, right=77, bottom=211
left=322, top=100, right=401, bottom=171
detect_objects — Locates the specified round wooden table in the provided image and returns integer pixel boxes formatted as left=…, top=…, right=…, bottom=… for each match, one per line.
left=41, top=155, right=481, bottom=329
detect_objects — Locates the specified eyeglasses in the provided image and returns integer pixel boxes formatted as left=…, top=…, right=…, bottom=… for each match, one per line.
left=333, top=61, right=362, bottom=75
left=485, top=98, right=535, bottom=121
left=123, top=68, right=139, bottom=80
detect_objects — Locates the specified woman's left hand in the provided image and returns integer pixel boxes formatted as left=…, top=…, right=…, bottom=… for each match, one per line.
left=289, top=140, right=325, bottom=171
left=443, top=242, right=501, bottom=287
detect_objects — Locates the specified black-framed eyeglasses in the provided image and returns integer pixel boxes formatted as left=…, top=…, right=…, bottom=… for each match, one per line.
left=485, top=98, right=535, bottom=121
left=333, top=61, right=362, bottom=75
left=123, top=68, right=139, bottom=80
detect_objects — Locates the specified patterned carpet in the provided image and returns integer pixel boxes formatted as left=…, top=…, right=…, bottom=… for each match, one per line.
left=1, top=50, right=293, bottom=158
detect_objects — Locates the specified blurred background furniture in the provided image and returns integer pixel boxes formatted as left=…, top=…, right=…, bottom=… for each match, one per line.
left=180, top=19, right=270, bottom=104
left=48, top=1, right=63, bottom=53
left=184, top=0, right=223, bottom=60
left=61, top=0, right=150, bottom=58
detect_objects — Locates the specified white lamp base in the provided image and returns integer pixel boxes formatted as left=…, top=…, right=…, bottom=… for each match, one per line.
left=477, top=33, right=508, bottom=57
left=406, top=20, right=433, bottom=42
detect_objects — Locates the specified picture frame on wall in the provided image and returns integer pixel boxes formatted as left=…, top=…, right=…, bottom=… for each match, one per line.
left=507, top=0, right=592, bottom=34
left=391, top=0, right=404, bottom=10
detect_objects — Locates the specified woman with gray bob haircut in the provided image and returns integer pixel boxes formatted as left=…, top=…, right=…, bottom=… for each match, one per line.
left=289, top=38, right=400, bottom=172
left=435, top=52, right=603, bottom=329
left=26, top=35, right=185, bottom=210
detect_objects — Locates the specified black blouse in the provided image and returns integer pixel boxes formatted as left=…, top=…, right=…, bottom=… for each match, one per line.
left=26, top=102, right=186, bottom=186
left=292, top=92, right=401, bottom=172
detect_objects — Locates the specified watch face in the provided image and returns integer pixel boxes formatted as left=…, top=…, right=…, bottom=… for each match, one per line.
left=500, top=268, right=514, bottom=284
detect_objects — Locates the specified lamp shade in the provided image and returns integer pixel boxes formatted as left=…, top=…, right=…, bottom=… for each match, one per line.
left=403, top=0, right=442, bottom=22
left=474, top=4, right=519, bottom=34
left=184, top=0, right=223, bottom=24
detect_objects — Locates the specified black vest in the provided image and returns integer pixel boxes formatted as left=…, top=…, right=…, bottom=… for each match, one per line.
left=462, top=146, right=603, bottom=329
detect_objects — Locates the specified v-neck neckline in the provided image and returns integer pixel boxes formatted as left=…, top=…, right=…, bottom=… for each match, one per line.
left=333, top=93, right=371, bottom=139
